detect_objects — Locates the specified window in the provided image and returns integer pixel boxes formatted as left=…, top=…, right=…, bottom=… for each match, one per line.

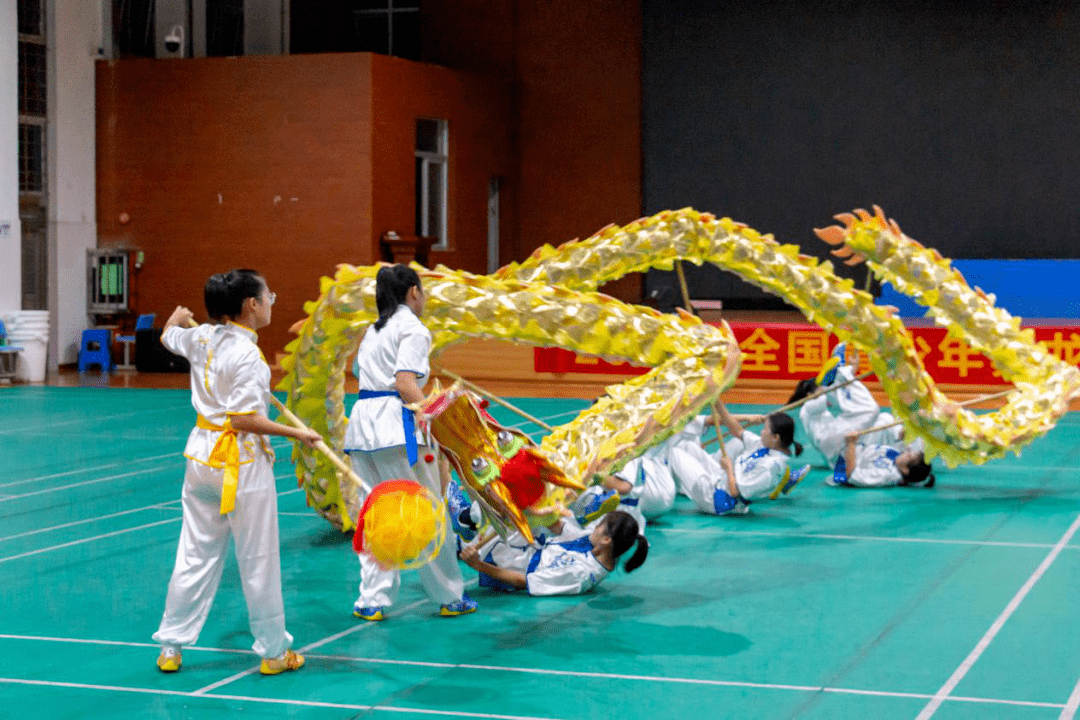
left=207, top=0, right=244, bottom=57
left=18, top=123, right=43, bottom=193
left=415, top=119, right=448, bottom=249
left=353, top=0, right=421, bottom=59
left=18, top=0, right=45, bottom=196
left=113, top=0, right=155, bottom=58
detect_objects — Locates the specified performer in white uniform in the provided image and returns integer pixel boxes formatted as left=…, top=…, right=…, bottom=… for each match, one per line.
left=831, top=431, right=934, bottom=488
left=668, top=406, right=809, bottom=516
left=153, top=270, right=319, bottom=676
left=568, top=441, right=678, bottom=532
left=458, top=511, right=648, bottom=596
left=345, top=264, right=476, bottom=620
left=798, top=363, right=898, bottom=466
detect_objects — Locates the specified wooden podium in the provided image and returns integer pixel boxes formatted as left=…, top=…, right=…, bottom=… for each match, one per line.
left=380, top=231, right=437, bottom=266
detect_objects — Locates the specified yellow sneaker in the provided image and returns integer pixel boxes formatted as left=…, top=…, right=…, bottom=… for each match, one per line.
left=156, top=648, right=182, bottom=673
left=259, top=649, right=305, bottom=675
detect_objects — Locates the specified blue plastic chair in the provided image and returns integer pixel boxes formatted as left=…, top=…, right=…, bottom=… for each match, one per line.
left=0, top=320, right=21, bottom=381
left=78, top=328, right=114, bottom=372
left=116, top=314, right=155, bottom=369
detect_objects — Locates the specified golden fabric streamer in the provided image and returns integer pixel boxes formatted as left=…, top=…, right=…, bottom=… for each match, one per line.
left=277, top=207, right=1080, bottom=530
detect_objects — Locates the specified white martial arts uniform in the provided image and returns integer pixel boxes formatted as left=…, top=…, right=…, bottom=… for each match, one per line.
left=833, top=444, right=904, bottom=487
left=345, top=305, right=465, bottom=609
left=799, top=365, right=896, bottom=465
left=631, top=445, right=678, bottom=520
left=477, top=527, right=610, bottom=596
left=153, top=321, right=292, bottom=659
left=668, top=418, right=792, bottom=515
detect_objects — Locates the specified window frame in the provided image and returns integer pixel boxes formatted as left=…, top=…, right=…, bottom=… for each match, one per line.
left=415, top=118, right=449, bottom=250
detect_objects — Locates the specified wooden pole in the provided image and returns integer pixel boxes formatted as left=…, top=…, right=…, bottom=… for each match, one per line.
left=853, top=388, right=1015, bottom=438
left=268, top=394, right=371, bottom=492
left=674, top=261, right=694, bottom=313
left=437, top=368, right=555, bottom=432
left=704, top=370, right=875, bottom=447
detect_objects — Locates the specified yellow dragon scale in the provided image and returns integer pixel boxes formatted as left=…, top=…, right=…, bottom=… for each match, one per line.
left=278, top=207, right=1080, bottom=530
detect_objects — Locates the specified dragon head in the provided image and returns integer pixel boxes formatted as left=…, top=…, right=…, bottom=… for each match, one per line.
left=421, top=383, right=585, bottom=543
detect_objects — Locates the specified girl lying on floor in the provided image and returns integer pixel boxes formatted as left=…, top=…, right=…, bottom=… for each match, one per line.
left=457, top=511, right=648, bottom=596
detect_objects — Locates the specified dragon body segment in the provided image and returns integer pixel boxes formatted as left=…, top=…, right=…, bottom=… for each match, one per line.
left=279, top=208, right=1080, bottom=531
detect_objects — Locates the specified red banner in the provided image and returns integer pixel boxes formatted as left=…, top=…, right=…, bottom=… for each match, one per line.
left=534, top=321, right=1080, bottom=385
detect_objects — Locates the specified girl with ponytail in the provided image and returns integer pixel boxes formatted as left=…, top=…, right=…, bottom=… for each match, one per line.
left=667, top=403, right=810, bottom=516
left=459, top=510, right=648, bottom=596
left=344, top=264, right=478, bottom=620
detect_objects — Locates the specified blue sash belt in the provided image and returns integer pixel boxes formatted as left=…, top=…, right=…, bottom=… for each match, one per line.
left=832, top=455, right=849, bottom=485
left=359, top=389, right=418, bottom=465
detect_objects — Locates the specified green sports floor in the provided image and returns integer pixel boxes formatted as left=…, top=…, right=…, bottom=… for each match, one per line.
left=2, top=386, right=1080, bottom=720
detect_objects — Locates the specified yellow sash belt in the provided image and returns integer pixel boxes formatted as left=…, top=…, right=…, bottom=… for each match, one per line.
left=196, top=414, right=240, bottom=514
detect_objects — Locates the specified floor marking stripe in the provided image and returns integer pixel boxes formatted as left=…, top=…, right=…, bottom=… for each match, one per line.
left=0, top=465, right=175, bottom=503
left=1058, top=677, right=1080, bottom=719
left=0, top=632, right=1068, bottom=711
left=0, top=678, right=563, bottom=720
left=915, top=511, right=1080, bottom=719
left=191, top=578, right=482, bottom=697
left=0, top=473, right=298, bottom=546
left=0, top=501, right=181, bottom=543
left=0, top=402, right=191, bottom=437
left=191, top=596, right=449, bottom=695
left=665, top=527, right=1068, bottom=550
left=0, top=452, right=182, bottom=489
left=0, top=518, right=182, bottom=564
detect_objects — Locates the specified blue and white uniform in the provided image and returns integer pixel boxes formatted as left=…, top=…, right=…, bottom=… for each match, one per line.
left=478, top=527, right=610, bottom=596
left=572, top=445, right=677, bottom=531
left=832, top=443, right=903, bottom=487
left=668, top=417, right=792, bottom=515
left=153, top=321, right=291, bottom=660
left=799, top=365, right=897, bottom=465
left=345, top=305, right=465, bottom=609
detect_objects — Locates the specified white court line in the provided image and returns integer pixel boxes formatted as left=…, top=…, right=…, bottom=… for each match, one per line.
left=192, top=595, right=441, bottom=695
left=915, top=511, right=1080, bottom=719
left=0, top=500, right=181, bottom=543
left=0, top=480, right=300, bottom=563
left=0, top=465, right=177, bottom=504
left=0, top=679, right=561, bottom=720
left=1058, top=676, right=1080, bottom=719
left=0, top=439, right=293, bottom=491
left=0, top=518, right=182, bottom=564
left=0, top=401, right=191, bottom=437
left=0, top=631, right=1067, bottom=711
left=0, top=451, right=181, bottom=489
left=665, top=527, right=1066, bottom=550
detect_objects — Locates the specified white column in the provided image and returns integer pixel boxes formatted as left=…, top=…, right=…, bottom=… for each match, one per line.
left=47, top=0, right=100, bottom=366
left=0, top=1, right=21, bottom=317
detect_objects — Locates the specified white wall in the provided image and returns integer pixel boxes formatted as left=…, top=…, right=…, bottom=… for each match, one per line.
left=0, top=1, right=21, bottom=317
left=47, top=0, right=100, bottom=365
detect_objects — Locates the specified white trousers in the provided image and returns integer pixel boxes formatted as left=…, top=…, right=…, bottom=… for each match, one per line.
left=667, top=440, right=725, bottom=514
left=350, top=446, right=465, bottom=608
left=153, top=454, right=291, bottom=659
left=638, top=456, right=677, bottom=520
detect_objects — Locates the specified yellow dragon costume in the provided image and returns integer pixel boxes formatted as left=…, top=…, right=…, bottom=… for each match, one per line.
left=278, top=206, right=1080, bottom=532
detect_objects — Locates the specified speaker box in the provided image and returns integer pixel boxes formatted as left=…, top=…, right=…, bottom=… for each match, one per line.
left=135, top=329, right=190, bottom=373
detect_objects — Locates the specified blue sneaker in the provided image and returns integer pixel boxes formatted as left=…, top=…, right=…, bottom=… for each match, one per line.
left=575, top=488, right=620, bottom=525
left=816, top=343, right=847, bottom=387
left=781, top=464, right=811, bottom=495
left=352, top=604, right=385, bottom=621
left=446, top=480, right=477, bottom=541
left=439, top=594, right=478, bottom=617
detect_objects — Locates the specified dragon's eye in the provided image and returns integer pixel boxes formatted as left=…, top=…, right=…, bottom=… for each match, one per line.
left=470, top=457, right=489, bottom=473
left=496, top=430, right=514, bottom=447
